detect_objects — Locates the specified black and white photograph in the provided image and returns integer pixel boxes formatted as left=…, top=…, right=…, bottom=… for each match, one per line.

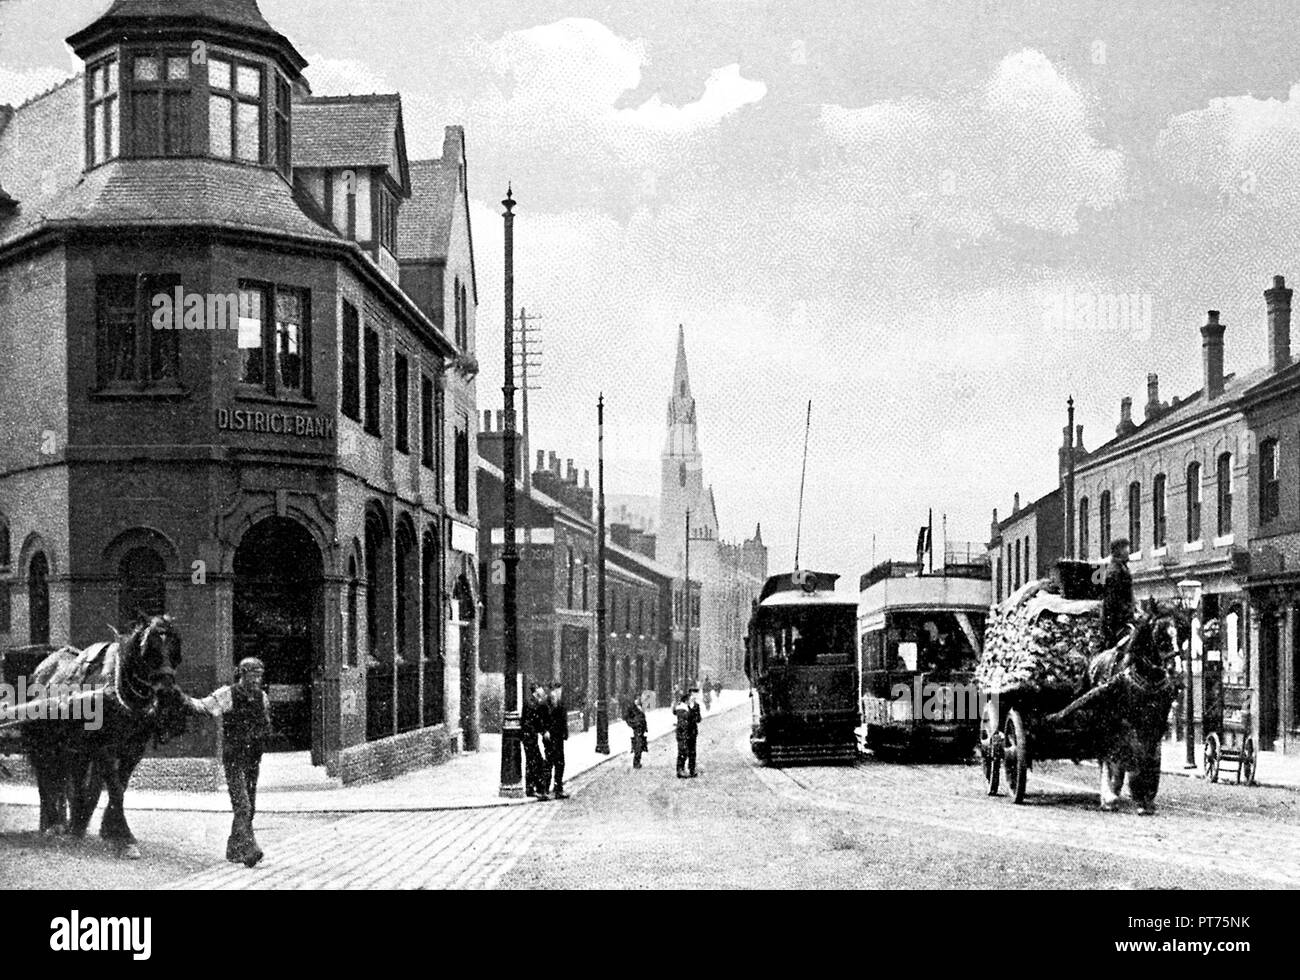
left=0, top=0, right=1289, bottom=952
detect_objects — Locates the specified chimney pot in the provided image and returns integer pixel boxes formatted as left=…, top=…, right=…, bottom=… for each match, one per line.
left=1267, top=273, right=1293, bottom=373
left=1013, top=492, right=1020, bottom=512
left=1145, top=373, right=1161, bottom=419
left=1202, top=310, right=1227, bottom=400
left=536, top=450, right=544, bottom=470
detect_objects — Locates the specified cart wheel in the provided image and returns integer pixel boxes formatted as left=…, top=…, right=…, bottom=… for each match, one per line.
left=1002, top=708, right=1028, bottom=804
left=980, top=701, right=1001, bottom=796
left=1203, top=733, right=1220, bottom=784
left=1242, top=738, right=1257, bottom=786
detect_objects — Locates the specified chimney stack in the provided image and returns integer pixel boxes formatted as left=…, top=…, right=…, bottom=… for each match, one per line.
left=536, top=449, right=545, bottom=472
left=1266, top=274, right=1292, bottom=373
left=583, top=469, right=590, bottom=489
left=548, top=451, right=558, bottom=474
left=1145, top=373, right=1161, bottom=420
left=566, top=459, right=576, bottom=483
left=1116, top=396, right=1136, bottom=437
left=1202, top=310, right=1226, bottom=399
left=495, top=410, right=504, bottom=430
left=1013, top=492, right=1020, bottom=513
left=482, top=410, right=491, bottom=431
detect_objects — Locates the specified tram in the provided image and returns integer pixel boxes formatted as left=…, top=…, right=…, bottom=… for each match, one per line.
left=856, top=557, right=990, bottom=757
left=744, top=570, right=860, bottom=764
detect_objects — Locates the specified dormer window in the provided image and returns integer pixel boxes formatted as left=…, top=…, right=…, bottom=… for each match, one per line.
left=375, top=187, right=397, bottom=254
left=130, top=51, right=191, bottom=157
left=86, top=55, right=120, bottom=166
left=208, top=57, right=264, bottom=163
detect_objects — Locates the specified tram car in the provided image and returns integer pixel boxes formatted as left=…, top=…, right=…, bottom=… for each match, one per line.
left=856, top=558, right=990, bottom=757
left=744, top=570, right=860, bottom=764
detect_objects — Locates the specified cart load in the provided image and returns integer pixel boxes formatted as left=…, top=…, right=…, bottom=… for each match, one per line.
left=975, top=579, right=1106, bottom=705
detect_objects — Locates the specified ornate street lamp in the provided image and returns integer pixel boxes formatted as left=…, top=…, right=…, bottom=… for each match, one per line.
left=1177, top=578, right=1202, bottom=769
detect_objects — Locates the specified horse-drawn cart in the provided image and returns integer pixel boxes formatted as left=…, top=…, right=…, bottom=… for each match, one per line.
left=979, top=663, right=1173, bottom=804
left=1203, top=684, right=1256, bottom=786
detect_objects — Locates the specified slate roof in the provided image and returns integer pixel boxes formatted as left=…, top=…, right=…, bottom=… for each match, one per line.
left=294, top=95, right=409, bottom=191
left=0, top=75, right=334, bottom=250
left=1080, top=365, right=1270, bottom=470
left=89, top=0, right=277, bottom=33
left=396, top=158, right=457, bottom=260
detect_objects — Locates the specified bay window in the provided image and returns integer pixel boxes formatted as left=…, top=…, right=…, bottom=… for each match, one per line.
left=237, top=281, right=311, bottom=398
left=86, top=56, right=120, bottom=166
left=209, top=57, right=263, bottom=162
left=95, top=273, right=181, bottom=389
left=130, top=50, right=190, bottom=156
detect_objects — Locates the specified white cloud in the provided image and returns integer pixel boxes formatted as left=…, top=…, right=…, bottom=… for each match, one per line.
left=302, top=54, right=396, bottom=97
left=807, top=49, right=1127, bottom=238
left=0, top=64, right=74, bottom=107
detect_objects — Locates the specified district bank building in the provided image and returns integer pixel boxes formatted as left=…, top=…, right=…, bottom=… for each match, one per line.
left=0, top=0, right=484, bottom=786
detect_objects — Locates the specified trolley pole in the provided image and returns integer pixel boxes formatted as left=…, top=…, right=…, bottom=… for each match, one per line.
left=595, top=393, right=610, bottom=754
left=498, top=186, right=523, bottom=798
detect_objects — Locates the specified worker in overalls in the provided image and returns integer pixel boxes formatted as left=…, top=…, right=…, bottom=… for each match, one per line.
left=188, top=657, right=272, bottom=867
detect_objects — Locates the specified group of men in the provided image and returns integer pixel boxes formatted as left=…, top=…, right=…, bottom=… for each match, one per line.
left=621, top=685, right=703, bottom=775
left=521, top=681, right=570, bottom=800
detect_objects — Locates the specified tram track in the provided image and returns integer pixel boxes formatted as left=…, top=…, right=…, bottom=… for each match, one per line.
left=738, top=733, right=1300, bottom=887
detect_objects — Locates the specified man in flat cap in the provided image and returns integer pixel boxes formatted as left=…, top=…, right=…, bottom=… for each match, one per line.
left=189, top=657, right=273, bottom=867
left=675, top=686, right=702, bottom=778
left=542, top=681, right=569, bottom=799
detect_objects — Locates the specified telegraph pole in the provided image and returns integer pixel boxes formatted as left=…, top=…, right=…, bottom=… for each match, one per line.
left=517, top=308, right=543, bottom=518
left=685, top=509, right=692, bottom=686
left=595, top=394, right=609, bottom=753
left=498, top=186, right=523, bottom=798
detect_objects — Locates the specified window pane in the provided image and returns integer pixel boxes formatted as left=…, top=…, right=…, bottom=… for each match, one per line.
left=92, top=103, right=104, bottom=164
left=275, top=290, right=304, bottom=393
left=238, top=289, right=264, bottom=385
left=236, top=64, right=262, bottom=97
left=107, top=97, right=118, bottom=159
left=97, top=276, right=137, bottom=385
left=167, top=57, right=189, bottom=81
left=93, top=66, right=104, bottom=99
left=134, top=56, right=160, bottom=82
left=209, top=58, right=231, bottom=90
left=164, top=92, right=189, bottom=155
left=133, top=91, right=160, bottom=155
left=107, top=60, right=118, bottom=93
left=209, top=96, right=232, bottom=156
left=236, top=100, right=261, bottom=162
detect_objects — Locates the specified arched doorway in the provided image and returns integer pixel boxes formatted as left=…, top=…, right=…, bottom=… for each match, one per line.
left=454, top=571, right=475, bottom=743
left=233, top=517, right=324, bottom=752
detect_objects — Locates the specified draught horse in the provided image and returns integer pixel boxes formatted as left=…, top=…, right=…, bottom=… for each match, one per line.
left=1085, top=600, right=1180, bottom=815
left=21, top=615, right=188, bottom=858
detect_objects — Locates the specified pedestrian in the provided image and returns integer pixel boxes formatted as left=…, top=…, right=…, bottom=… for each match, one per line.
left=675, top=686, right=702, bottom=778
left=542, top=680, right=569, bottom=799
left=624, top=695, right=648, bottom=769
left=188, top=657, right=272, bottom=867
left=1100, top=538, right=1135, bottom=650
left=702, top=676, right=713, bottom=712
left=522, top=681, right=549, bottom=800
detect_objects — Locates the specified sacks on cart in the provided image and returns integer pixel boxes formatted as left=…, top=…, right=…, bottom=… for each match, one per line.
left=975, top=579, right=1105, bottom=709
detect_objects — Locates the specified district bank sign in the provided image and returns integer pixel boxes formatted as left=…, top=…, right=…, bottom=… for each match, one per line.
left=216, top=407, right=336, bottom=438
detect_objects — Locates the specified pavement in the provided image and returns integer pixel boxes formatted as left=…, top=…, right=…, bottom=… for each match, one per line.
left=0, top=690, right=750, bottom=814
left=1159, top=736, right=1300, bottom=790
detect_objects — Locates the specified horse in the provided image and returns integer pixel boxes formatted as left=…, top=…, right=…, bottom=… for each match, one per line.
left=1088, top=599, right=1180, bottom=815
left=21, top=615, right=188, bottom=858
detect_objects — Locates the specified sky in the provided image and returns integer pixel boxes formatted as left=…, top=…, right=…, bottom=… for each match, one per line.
left=5, top=0, right=1300, bottom=589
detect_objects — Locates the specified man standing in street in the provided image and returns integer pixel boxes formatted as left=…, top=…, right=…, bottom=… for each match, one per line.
left=542, top=681, right=569, bottom=799
left=675, top=687, right=702, bottom=778
left=1100, top=538, right=1135, bottom=649
left=522, top=681, right=549, bottom=800
left=188, top=657, right=272, bottom=867
left=624, top=695, right=648, bottom=769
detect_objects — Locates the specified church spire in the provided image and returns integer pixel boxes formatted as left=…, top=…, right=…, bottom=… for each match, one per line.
left=665, top=324, right=699, bottom=458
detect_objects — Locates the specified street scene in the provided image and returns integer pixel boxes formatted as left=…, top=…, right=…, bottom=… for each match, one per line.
left=0, top=0, right=1298, bottom=909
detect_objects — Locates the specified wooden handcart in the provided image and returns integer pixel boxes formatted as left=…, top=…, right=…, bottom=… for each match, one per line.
left=1202, top=685, right=1256, bottom=786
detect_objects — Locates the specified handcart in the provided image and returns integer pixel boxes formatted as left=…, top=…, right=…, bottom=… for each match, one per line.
left=1202, top=685, right=1256, bottom=785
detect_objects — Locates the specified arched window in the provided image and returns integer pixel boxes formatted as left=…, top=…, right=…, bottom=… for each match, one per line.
left=1128, top=481, right=1142, bottom=549
left=1099, top=491, right=1112, bottom=558
left=1186, top=462, right=1202, bottom=543
left=1152, top=474, right=1167, bottom=548
left=1260, top=439, right=1279, bottom=523
left=1078, top=497, right=1090, bottom=560
left=28, top=552, right=49, bottom=646
left=346, top=555, right=359, bottom=668
left=117, top=547, right=165, bottom=628
left=1217, top=452, right=1233, bottom=537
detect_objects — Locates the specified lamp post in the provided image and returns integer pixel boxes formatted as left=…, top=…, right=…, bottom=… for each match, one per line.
left=595, top=394, right=609, bottom=754
left=498, top=186, right=523, bottom=798
left=1177, top=577, right=1203, bottom=769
